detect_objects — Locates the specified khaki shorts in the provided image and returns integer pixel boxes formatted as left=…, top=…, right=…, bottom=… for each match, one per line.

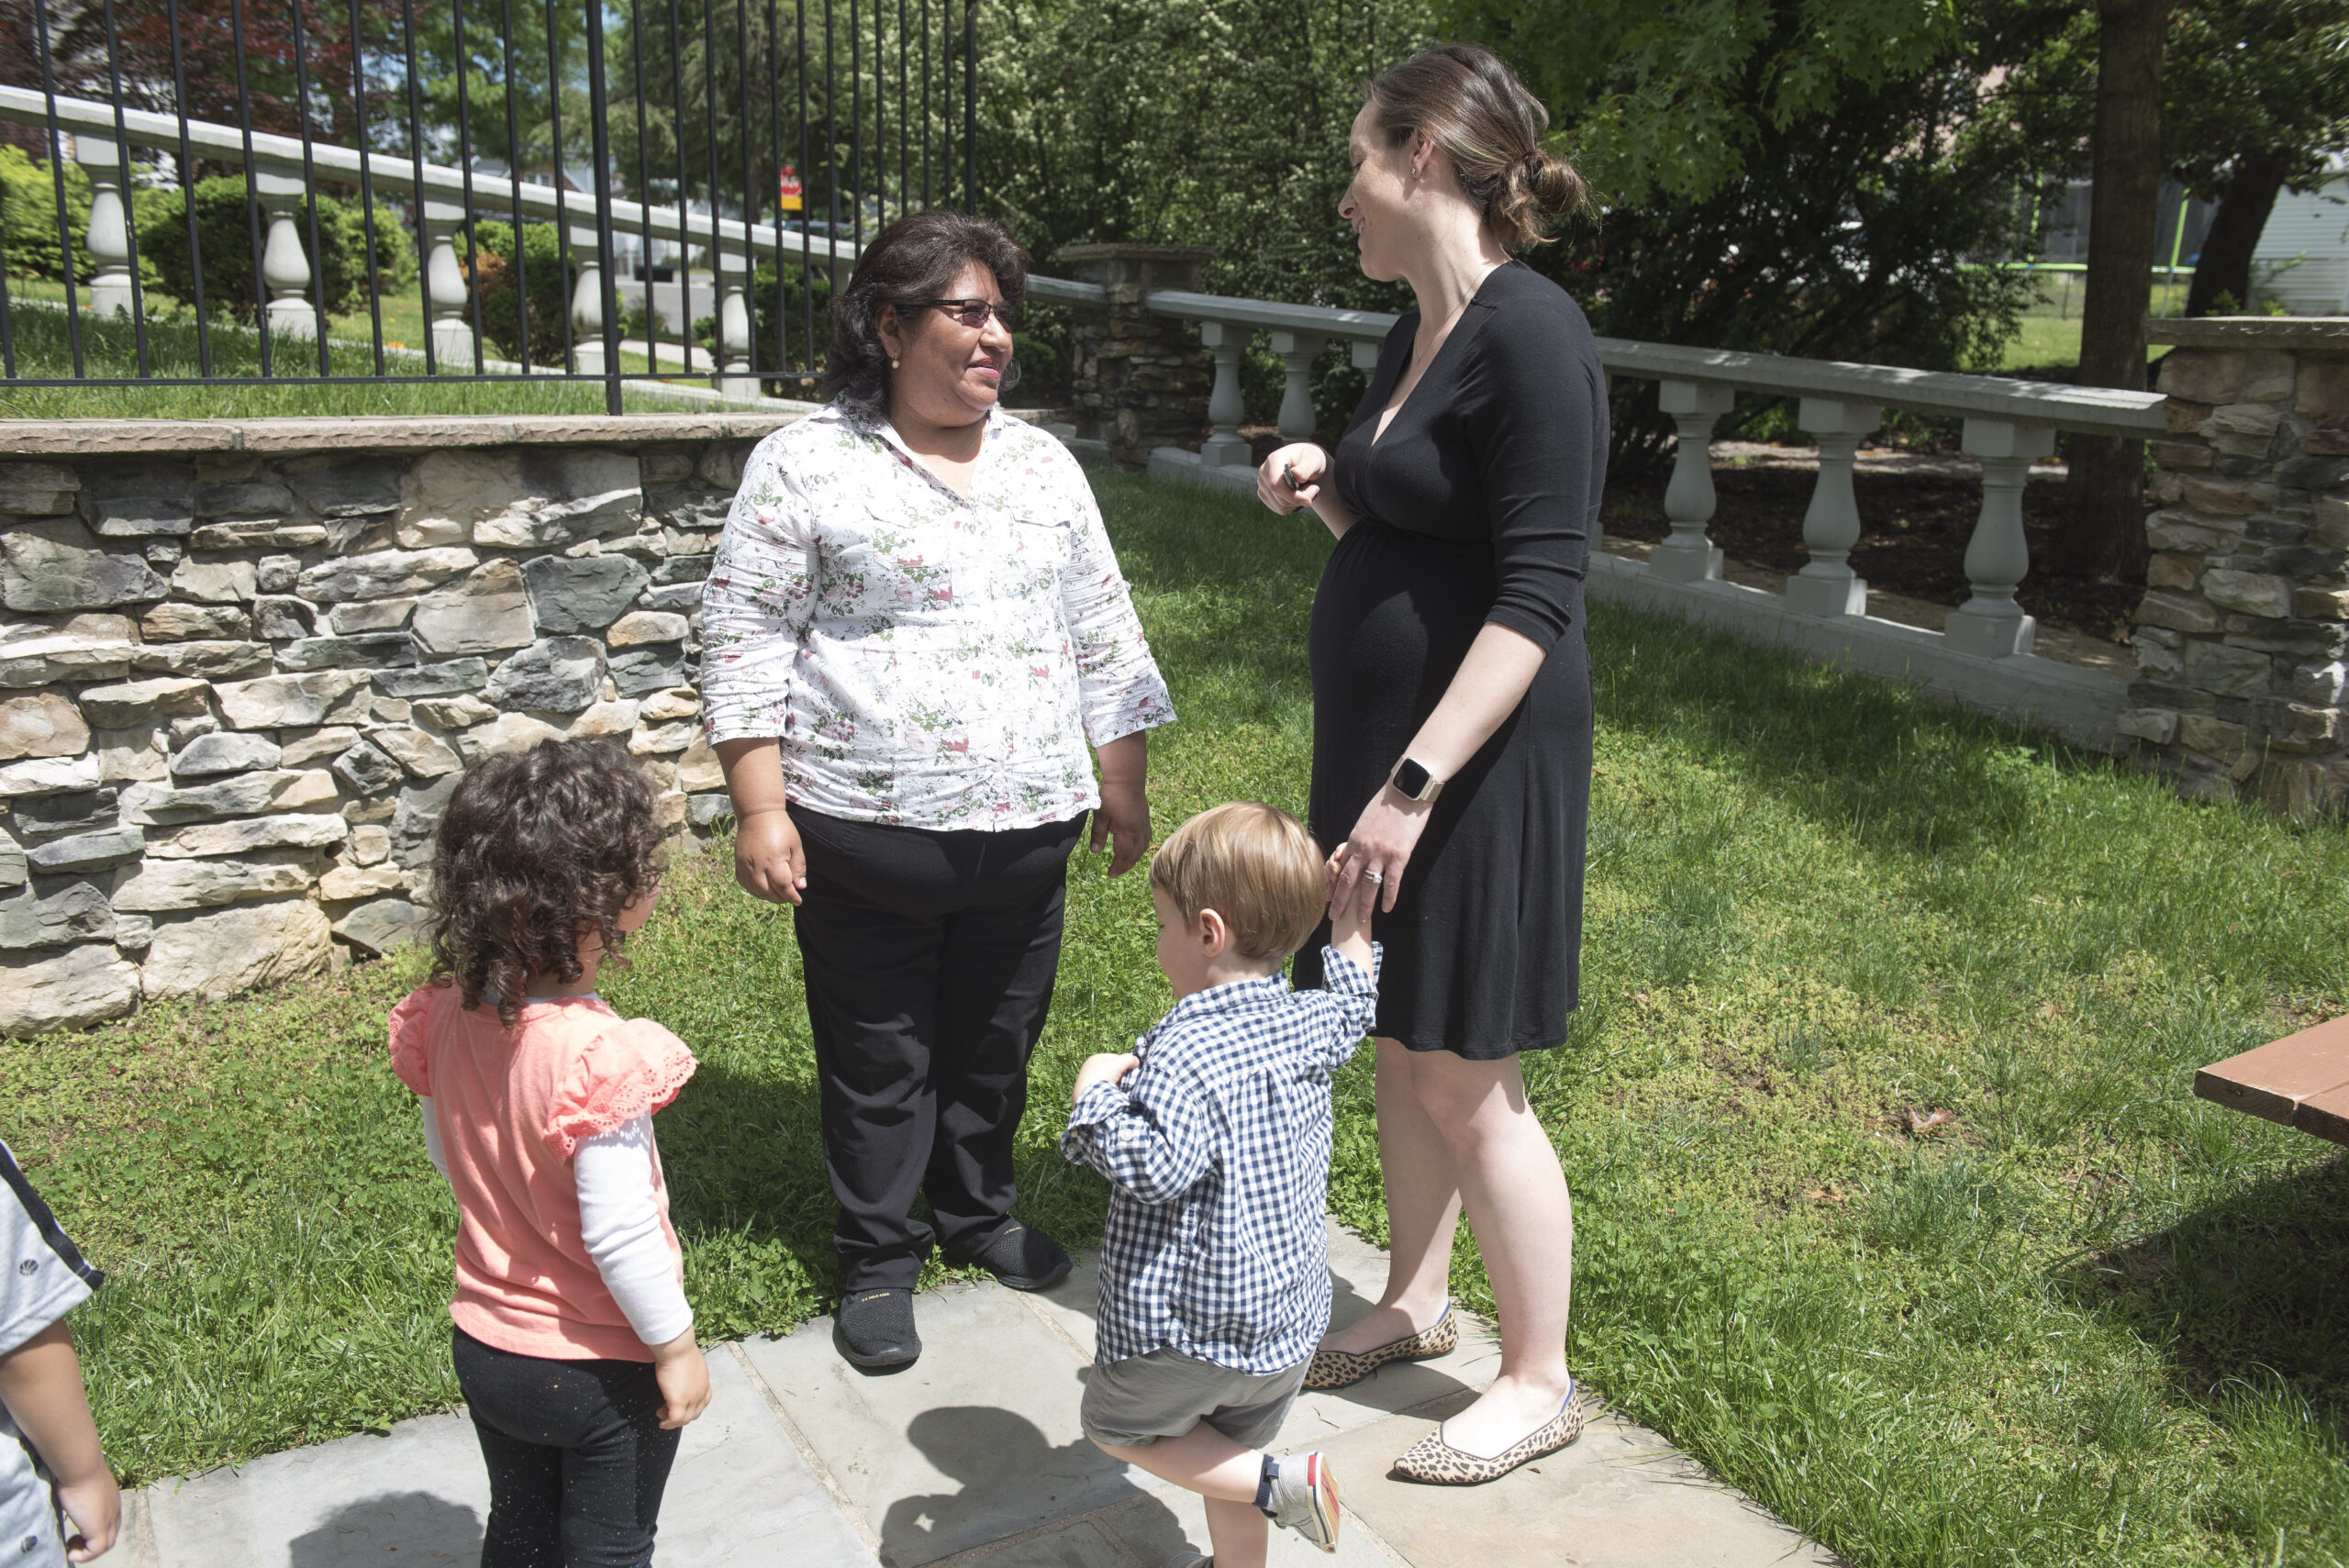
left=1082, top=1347, right=1310, bottom=1450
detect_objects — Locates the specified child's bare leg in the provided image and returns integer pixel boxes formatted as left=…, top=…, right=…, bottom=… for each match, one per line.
left=1096, top=1424, right=1269, bottom=1568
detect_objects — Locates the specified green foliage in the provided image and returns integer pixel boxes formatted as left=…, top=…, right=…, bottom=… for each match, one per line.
left=463, top=220, right=573, bottom=368
left=133, top=178, right=415, bottom=324
left=689, top=258, right=837, bottom=381
left=0, top=147, right=92, bottom=282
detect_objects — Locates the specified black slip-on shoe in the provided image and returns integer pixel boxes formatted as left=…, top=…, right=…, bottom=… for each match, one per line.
left=833, top=1287, right=920, bottom=1371
left=956, top=1221, right=1073, bottom=1291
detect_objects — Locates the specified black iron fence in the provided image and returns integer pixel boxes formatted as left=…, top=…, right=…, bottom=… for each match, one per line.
left=0, top=0, right=980, bottom=408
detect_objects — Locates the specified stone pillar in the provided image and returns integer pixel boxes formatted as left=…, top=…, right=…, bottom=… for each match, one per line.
left=74, top=136, right=133, bottom=318
left=569, top=223, right=606, bottom=376
left=713, top=255, right=758, bottom=401
left=1197, top=321, right=1251, bottom=469
left=1944, top=418, right=2054, bottom=659
left=2121, top=317, right=2349, bottom=818
left=1786, top=399, right=1881, bottom=618
left=419, top=201, right=476, bottom=370
left=1057, top=243, right=1215, bottom=469
left=1650, top=379, right=1735, bottom=584
left=1269, top=329, right=1326, bottom=441
left=254, top=172, right=320, bottom=341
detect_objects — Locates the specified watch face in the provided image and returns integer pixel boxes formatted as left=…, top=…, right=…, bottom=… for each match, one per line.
left=1393, top=759, right=1433, bottom=799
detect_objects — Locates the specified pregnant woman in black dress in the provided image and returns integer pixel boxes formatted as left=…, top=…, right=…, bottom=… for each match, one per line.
left=1258, top=44, right=1603, bottom=1485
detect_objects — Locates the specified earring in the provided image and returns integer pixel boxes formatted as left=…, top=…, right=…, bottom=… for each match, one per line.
left=890, top=358, right=900, bottom=370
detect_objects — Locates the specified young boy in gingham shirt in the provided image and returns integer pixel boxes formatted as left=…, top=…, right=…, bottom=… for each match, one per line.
left=1063, top=802, right=1376, bottom=1566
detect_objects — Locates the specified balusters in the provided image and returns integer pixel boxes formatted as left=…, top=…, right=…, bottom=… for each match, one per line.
left=254, top=172, right=319, bottom=341
left=1650, top=379, right=1734, bottom=584
left=419, top=200, right=476, bottom=369
left=1785, top=399, right=1880, bottom=618
left=74, top=136, right=132, bottom=318
left=1197, top=321, right=1249, bottom=468
left=1269, top=329, right=1324, bottom=442
left=714, top=255, right=757, bottom=400
left=569, top=224, right=607, bottom=376
left=1944, top=418, right=2056, bottom=659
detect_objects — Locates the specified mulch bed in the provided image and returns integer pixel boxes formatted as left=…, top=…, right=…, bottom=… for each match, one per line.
left=1599, top=464, right=2146, bottom=646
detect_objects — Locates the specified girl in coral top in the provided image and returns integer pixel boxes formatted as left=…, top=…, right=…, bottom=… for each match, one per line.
left=389, top=740, right=708, bottom=1568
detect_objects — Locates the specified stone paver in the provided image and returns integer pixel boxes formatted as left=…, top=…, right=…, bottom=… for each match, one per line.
left=125, top=1223, right=1836, bottom=1568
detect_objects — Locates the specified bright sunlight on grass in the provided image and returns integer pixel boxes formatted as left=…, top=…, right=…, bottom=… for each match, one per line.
left=6, top=472, right=2346, bottom=1566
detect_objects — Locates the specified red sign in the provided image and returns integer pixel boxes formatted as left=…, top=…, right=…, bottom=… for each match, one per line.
left=778, top=164, right=804, bottom=212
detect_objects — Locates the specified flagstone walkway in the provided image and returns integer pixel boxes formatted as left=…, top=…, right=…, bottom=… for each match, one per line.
left=115, top=1226, right=1837, bottom=1568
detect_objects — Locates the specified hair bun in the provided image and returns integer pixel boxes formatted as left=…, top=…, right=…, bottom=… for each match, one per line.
left=1517, top=148, right=1589, bottom=220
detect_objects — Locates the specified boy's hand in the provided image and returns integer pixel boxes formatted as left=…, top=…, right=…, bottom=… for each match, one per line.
left=55, top=1471, right=119, bottom=1562
left=651, top=1332, right=711, bottom=1429
left=1326, top=849, right=1375, bottom=973
left=1072, top=1051, right=1141, bottom=1104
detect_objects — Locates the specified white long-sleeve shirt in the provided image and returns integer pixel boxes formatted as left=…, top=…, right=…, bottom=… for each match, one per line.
left=698, top=399, right=1174, bottom=829
left=421, top=1101, right=692, bottom=1348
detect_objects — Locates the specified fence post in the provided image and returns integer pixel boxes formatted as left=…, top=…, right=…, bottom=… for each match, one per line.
left=1056, top=243, right=1215, bottom=469
left=1786, top=399, right=1882, bottom=618
left=74, top=136, right=132, bottom=318
left=419, top=200, right=476, bottom=369
left=1944, top=418, right=2055, bottom=659
left=1650, top=379, right=1735, bottom=584
left=254, top=172, right=319, bottom=342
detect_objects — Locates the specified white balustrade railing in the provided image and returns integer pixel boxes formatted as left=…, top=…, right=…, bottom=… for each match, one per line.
left=0, top=84, right=863, bottom=382
left=1141, top=285, right=2165, bottom=692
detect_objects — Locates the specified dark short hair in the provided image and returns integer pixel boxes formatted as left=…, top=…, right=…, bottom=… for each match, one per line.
left=822, top=209, right=1030, bottom=405
left=425, top=739, right=663, bottom=1029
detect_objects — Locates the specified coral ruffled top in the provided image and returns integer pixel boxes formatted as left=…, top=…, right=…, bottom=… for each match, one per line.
left=388, top=983, right=697, bottom=1362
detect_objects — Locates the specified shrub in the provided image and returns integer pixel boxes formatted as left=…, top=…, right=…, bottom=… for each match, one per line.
left=463, top=220, right=573, bottom=367
left=0, top=147, right=92, bottom=282
left=134, top=176, right=414, bottom=324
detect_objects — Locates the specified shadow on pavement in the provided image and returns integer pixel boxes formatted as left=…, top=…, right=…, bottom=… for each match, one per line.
left=284, top=1491, right=483, bottom=1568
left=880, top=1404, right=1180, bottom=1566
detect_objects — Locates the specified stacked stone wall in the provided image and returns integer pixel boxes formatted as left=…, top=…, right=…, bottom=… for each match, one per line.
left=0, top=414, right=794, bottom=1037
left=1057, top=244, right=1215, bottom=468
left=2123, top=320, right=2349, bottom=817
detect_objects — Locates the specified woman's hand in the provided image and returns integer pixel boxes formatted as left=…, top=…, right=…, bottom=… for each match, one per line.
left=1328, top=785, right=1435, bottom=926
left=733, top=807, right=807, bottom=906
left=1257, top=442, right=1329, bottom=515
left=1091, top=732, right=1151, bottom=877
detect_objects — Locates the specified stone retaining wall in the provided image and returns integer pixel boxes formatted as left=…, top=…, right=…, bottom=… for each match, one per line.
left=0, top=413, right=797, bottom=1038
left=2123, top=319, right=2349, bottom=817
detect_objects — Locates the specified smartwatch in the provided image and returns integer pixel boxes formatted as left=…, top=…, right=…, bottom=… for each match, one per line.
left=1388, top=757, right=1443, bottom=803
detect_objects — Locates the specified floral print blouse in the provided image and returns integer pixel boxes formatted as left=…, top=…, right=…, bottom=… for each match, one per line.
left=700, top=400, right=1175, bottom=830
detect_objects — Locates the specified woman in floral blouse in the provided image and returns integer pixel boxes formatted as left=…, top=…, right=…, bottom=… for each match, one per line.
left=701, top=210, right=1174, bottom=1371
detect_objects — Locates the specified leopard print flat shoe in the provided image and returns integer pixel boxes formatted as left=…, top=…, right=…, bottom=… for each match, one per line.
left=1302, top=1303, right=1459, bottom=1390
left=1390, top=1384, right=1587, bottom=1485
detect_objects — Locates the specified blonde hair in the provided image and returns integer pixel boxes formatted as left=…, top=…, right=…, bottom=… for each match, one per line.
left=1364, top=43, right=1589, bottom=252
left=1150, top=802, right=1328, bottom=963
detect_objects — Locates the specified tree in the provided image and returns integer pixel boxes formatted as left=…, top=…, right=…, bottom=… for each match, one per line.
left=2165, top=0, right=2349, bottom=316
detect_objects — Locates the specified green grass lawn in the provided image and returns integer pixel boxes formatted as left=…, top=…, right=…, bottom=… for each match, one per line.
left=0, top=289, right=755, bottom=417
left=1977, top=273, right=2193, bottom=374
left=7, top=473, right=2349, bottom=1565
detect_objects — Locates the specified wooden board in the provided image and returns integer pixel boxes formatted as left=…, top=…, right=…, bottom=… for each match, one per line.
left=2293, top=1081, right=2349, bottom=1148
left=2194, top=1013, right=2349, bottom=1127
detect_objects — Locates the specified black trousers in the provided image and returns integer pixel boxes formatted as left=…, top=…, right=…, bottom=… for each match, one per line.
left=451, top=1327, right=681, bottom=1568
left=789, top=806, right=1083, bottom=1292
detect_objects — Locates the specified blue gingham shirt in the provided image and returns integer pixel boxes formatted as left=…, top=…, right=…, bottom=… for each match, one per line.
left=1061, top=946, right=1379, bottom=1373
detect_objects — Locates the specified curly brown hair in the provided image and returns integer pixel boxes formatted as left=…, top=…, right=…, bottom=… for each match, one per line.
left=425, top=739, right=664, bottom=1029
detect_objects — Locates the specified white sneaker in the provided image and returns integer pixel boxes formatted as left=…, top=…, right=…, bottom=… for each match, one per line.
left=1264, top=1450, right=1341, bottom=1552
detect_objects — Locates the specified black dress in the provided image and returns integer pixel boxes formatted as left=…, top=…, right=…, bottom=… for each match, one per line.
left=1291, top=261, right=1605, bottom=1058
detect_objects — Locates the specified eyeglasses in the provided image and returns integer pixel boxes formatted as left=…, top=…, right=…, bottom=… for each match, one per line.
left=911, top=296, right=1020, bottom=333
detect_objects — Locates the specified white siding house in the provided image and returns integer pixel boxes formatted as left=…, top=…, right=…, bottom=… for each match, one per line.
left=2254, top=168, right=2349, bottom=315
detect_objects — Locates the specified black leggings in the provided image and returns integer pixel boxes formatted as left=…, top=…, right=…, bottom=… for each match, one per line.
left=452, top=1328, right=682, bottom=1568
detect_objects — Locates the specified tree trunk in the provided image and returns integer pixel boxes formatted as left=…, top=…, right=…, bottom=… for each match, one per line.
left=2051, top=0, right=2167, bottom=584
left=2186, top=151, right=2288, bottom=317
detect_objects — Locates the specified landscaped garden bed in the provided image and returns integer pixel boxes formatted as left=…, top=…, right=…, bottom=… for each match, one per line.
left=6, top=473, right=2345, bottom=1566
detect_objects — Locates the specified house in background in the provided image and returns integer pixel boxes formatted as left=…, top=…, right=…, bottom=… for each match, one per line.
left=2252, top=160, right=2349, bottom=315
